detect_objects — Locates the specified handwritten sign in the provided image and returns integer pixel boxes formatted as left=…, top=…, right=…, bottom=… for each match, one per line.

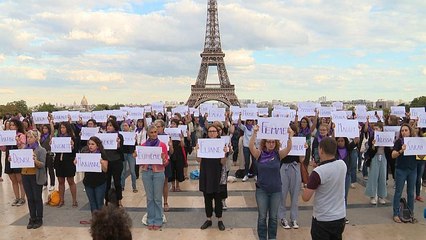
left=298, top=107, right=316, bottom=119
left=172, top=105, right=189, bottom=116
left=81, top=127, right=99, bottom=140
left=135, top=146, right=163, bottom=165
left=319, top=107, right=336, bottom=118
left=68, top=111, right=80, bottom=122
left=230, top=106, right=241, bottom=122
left=374, top=131, right=395, bottom=147
left=164, top=128, right=182, bottom=141
left=355, top=109, right=367, bottom=123
left=51, top=137, right=72, bottom=153
left=76, top=153, right=102, bottom=173
left=221, top=135, right=231, bottom=145
left=144, top=105, right=152, bottom=113
left=258, top=108, right=269, bottom=117
left=32, top=112, right=49, bottom=124
left=331, top=111, right=348, bottom=121
left=157, top=135, right=170, bottom=151
left=9, top=149, right=34, bottom=168
left=418, top=114, right=426, bottom=128
left=119, top=131, right=136, bottom=146
left=410, top=107, right=425, bottom=119
left=111, top=110, right=128, bottom=121
left=199, top=103, right=213, bottom=116
left=127, top=107, right=144, bottom=120
left=247, top=103, right=257, bottom=108
left=383, top=126, right=400, bottom=138
left=0, top=130, right=17, bottom=146
left=178, top=125, right=188, bottom=137
left=288, top=137, right=307, bottom=156
left=391, top=106, right=406, bottom=117
left=334, top=120, right=359, bottom=138
left=240, top=108, right=258, bottom=121
left=151, top=102, right=165, bottom=113
left=80, top=112, right=93, bottom=123
left=96, top=133, right=118, bottom=150
left=92, top=111, right=108, bottom=123
left=367, top=110, right=383, bottom=123
left=403, top=137, right=426, bottom=155
left=207, top=108, right=226, bottom=122
left=52, top=111, right=69, bottom=123
left=355, top=105, right=367, bottom=112
left=332, top=102, right=344, bottom=110
left=146, top=117, right=153, bottom=126
left=257, top=117, right=291, bottom=140
left=197, top=138, right=225, bottom=159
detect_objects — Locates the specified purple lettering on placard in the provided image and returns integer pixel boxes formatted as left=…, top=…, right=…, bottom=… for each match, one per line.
left=11, top=153, right=32, bottom=164
left=261, top=122, right=288, bottom=135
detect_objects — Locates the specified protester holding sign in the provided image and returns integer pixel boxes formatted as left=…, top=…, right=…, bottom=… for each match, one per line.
left=39, top=123, right=55, bottom=191
left=78, top=136, right=108, bottom=215
left=120, top=120, right=138, bottom=193
left=196, top=124, right=228, bottom=231
left=21, top=130, right=46, bottom=229
left=249, top=124, right=294, bottom=240
left=365, top=122, right=388, bottom=205
left=104, top=119, right=124, bottom=207
left=54, top=122, right=77, bottom=207
left=137, top=125, right=169, bottom=230
left=296, top=114, right=318, bottom=185
left=135, top=118, right=148, bottom=179
left=391, top=124, right=417, bottom=223
left=168, top=119, right=186, bottom=192
left=238, top=116, right=256, bottom=182
left=3, top=119, right=27, bottom=207
left=311, top=123, right=330, bottom=165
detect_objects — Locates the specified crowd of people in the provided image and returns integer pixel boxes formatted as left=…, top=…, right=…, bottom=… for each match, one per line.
left=0, top=105, right=425, bottom=240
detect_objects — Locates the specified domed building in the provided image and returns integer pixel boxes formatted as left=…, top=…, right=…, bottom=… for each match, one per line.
left=81, top=96, right=89, bottom=110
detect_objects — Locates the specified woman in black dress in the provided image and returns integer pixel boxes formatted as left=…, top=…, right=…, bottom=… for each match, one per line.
left=196, top=124, right=227, bottom=231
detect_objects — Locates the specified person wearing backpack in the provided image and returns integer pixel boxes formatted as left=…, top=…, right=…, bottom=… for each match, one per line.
left=392, top=123, right=417, bottom=223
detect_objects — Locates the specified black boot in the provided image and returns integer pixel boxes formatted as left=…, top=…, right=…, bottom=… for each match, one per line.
left=27, top=218, right=35, bottom=229
left=33, top=217, right=43, bottom=229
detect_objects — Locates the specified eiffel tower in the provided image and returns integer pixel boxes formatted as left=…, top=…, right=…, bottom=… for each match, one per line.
left=186, top=0, right=240, bottom=107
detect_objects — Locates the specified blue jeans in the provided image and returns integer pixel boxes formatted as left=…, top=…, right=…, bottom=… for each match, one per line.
left=142, top=169, right=165, bottom=226
left=85, top=182, right=106, bottom=213
left=393, top=168, right=417, bottom=216
left=22, top=175, right=43, bottom=219
left=121, top=153, right=137, bottom=190
left=243, top=146, right=256, bottom=176
left=256, top=187, right=281, bottom=240
left=365, top=154, right=387, bottom=198
left=416, top=161, right=425, bottom=197
left=350, top=149, right=358, bottom=184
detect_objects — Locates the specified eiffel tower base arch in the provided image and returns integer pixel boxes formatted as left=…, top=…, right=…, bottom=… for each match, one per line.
left=187, top=84, right=240, bottom=107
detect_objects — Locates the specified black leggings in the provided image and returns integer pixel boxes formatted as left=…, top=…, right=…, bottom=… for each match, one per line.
left=203, top=192, right=223, bottom=218
left=105, top=160, right=123, bottom=201
left=44, top=154, right=55, bottom=186
left=0, top=151, right=2, bottom=178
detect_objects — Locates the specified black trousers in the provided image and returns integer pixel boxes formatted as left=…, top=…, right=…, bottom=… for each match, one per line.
left=203, top=192, right=223, bottom=218
left=311, top=217, right=345, bottom=240
left=22, top=175, right=43, bottom=219
left=44, top=154, right=55, bottom=186
left=105, top=160, right=123, bottom=201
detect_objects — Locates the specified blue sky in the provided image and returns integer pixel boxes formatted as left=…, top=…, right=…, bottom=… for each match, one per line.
left=0, top=0, right=425, bottom=106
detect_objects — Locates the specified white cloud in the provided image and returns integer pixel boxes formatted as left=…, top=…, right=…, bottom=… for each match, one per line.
left=65, top=70, right=125, bottom=83
left=0, top=54, right=5, bottom=63
left=0, top=88, right=15, bottom=94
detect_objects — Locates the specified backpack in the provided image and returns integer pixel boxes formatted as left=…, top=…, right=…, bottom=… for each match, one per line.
left=47, top=190, right=60, bottom=206
left=399, top=197, right=415, bottom=223
left=190, top=169, right=200, bottom=180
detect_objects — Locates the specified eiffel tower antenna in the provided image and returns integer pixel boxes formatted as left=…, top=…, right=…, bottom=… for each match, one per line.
left=186, top=0, right=240, bottom=107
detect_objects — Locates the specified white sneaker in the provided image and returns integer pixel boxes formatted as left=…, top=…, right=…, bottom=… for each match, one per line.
left=162, top=214, right=167, bottom=223
left=280, top=218, right=291, bottom=229
left=49, top=186, right=55, bottom=191
left=254, top=176, right=257, bottom=182
left=141, top=213, right=148, bottom=226
left=222, top=199, right=227, bottom=210
left=350, top=183, right=356, bottom=189
left=291, top=220, right=299, bottom=229
left=242, top=175, right=249, bottom=182
left=378, top=198, right=386, bottom=205
left=370, top=197, right=377, bottom=205
left=43, top=186, right=47, bottom=190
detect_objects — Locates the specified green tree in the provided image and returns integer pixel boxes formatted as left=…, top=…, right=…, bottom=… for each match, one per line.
left=110, top=104, right=124, bottom=110
left=0, top=100, right=30, bottom=116
left=93, top=104, right=110, bottom=111
left=35, top=103, right=59, bottom=112
left=410, top=96, right=426, bottom=108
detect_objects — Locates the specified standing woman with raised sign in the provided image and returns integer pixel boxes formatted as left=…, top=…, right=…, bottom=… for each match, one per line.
left=40, top=122, right=55, bottom=191
left=3, top=119, right=27, bottom=206
left=104, top=119, right=124, bottom=207
left=135, top=118, right=147, bottom=179
left=168, top=119, right=186, bottom=192
left=21, top=130, right=46, bottom=229
left=54, top=122, right=77, bottom=207
left=238, top=116, right=256, bottom=182
left=249, top=124, right=293, bottom=240
left=120, top=120, right=137, bottom=193
left=197, top=124, right=228, bottom=231
left=295, top=113, right=318, bottom=185
left=136, top=125, right=169, bottom=230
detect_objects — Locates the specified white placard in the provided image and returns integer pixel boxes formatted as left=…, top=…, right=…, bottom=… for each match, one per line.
left=81, top=127, right=99, bottom=140
left=355, top=105, right=367, bottom=112
left=178, top=125, right=188, bottom=137
left=403, top=137, right=426, bottom=155
left=383, top=126, right=400, bottom=138
left=32, top=112, right=49, bottom=124
left=52, top=111, right=69, bottom=123
left=51, top=137, right=72, bottom=153
left=76, top=153, right=102, bottom=173
left=96, top=133, right=118, bottom=150
left=258, top=108, right=269, bottom=116
left=157, top=135, right=170, bottom=151
left=197, top=138, right=225, bottom=159
left=332, top=102, right=344, bottom=110
left=240, top=108, right=258, bottom=121
left=367, top=110, right=383, bottom=123
left=418, top=114, right=426, bottom=128
left=144, top=105, right=152, bottom=113
left=391, top=106, right=406, bottom=117
left=68, top=111, right=81, bottom=122
left=288, top=137, right=307, bottom=156
left=92, top=111, right=108, bottom=123
left=221, top=135, right=231, bottom=145
left=208, top=108, right=226, bottom=122
left=230, top=106, right=241, bottom=122
left=298, top=107, right=316, bottom=119
left=146, top=117, right=153, bottom=126
left=331, top=111, right=348, bottom=121
left=80, top=112, right=93, bottom=123
left=257, top=117, right=291, bottom=140
left=151, top=102, right=165, bottom=113
left=128, top=107, right=144, bottom=120
left=410, top=107, right=425, bottom=119
left=172, top=105, right=189, bottom=116
left=319, top=107, right=336, bottom=118
left=273, top=105, right=290, bottom=110
left=334, top=120, right=359, bottom=138
left=346, top=111, right=354, bottom=118
left=135, top=146, right=163, bottom=165
left=164, top=128, right=182, bottom=141
left=355, top=109, right=367, bottom=123
left=247, top=103, right=257, bottom=108
left=119, top=131, right=136, bottom=146
left=9, top=149, right=34, bottom=168
left=374, top=131, right=395, bottom=147
left=112, top=110, right=128, bottom=121
left=0, top=130, right=17, bottom=146
left=199, top=103, right=213, bottom=116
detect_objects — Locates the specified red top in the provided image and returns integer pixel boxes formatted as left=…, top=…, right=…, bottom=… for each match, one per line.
left=139, top=141, right=169, bottom=172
